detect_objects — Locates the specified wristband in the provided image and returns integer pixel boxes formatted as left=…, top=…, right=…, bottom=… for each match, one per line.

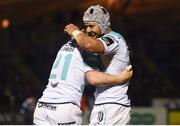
left=72, top=30, right=82, bottom=39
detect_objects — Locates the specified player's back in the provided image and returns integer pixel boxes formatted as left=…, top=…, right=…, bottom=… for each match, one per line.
left=38, top=41, right=90, bottom=107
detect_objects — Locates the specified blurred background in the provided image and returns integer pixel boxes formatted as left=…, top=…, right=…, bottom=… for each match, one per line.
left=0, top=0, right=180, bottom=124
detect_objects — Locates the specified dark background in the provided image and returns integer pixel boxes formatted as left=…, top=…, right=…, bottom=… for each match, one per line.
left=0, top=0, right=180, bottom=124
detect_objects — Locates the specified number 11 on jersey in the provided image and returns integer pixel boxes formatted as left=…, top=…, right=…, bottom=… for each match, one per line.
left=50, top=53, right=73, bottom=80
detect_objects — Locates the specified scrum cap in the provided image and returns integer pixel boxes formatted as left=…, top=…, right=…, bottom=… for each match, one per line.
left=83, top=5, right=111, bottom=35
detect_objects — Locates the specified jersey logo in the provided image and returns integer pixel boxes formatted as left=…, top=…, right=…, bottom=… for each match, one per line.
left=101, top=37, right=114, bottom=46
left=97, top=111, right=104, bottom=122
left=50, top=82, right=58, bottom=88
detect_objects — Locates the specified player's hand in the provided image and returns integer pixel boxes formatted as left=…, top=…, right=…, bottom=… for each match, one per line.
left=119, top=65, right=133, bottom=83
left=64, top=24, right=80, bottom=36
left=126, top=65, right=132, bottom=72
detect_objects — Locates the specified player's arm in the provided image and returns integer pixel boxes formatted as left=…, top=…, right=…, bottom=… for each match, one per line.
left=64, top=24, right=105, bottom=54
left=74, top=31, right=104, bottom=54
left=86, top=65, right=132, bottom=86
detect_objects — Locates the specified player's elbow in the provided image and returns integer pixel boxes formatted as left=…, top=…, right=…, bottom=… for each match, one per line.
left=86, top=72, right=99, bottom=86
left=83, top=43, right=94, bottom=52
left=82, top=40, right=104, bottom=54
left=87, top=76, right=99, bottom=86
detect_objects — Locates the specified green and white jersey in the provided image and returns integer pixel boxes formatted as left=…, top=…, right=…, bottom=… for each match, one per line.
left=38, top=41, right=92, bottom=107
left=95, top=31, right=130, bottom=106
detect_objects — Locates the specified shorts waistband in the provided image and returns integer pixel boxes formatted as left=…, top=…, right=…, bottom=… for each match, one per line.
left=37, top=102, right=57, bottom=111
left=95, top=102, right=130, bottom=107
left=38, top=101, right=79, bottom=107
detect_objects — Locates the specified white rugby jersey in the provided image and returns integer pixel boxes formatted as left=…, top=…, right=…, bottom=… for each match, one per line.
left=38, top=41, right=92, bottom=107
left=95, top=31, right=130, bottom=106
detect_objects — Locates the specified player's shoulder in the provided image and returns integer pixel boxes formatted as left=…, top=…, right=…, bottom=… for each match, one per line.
left=101, top=31, right=125, bottom=45
left=104, top=31, right=124, bottom=40
left=110, top=31, right=125, bottom=39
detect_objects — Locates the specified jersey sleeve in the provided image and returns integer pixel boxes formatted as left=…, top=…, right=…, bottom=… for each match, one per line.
left=84, top=63, right=94, bottom=72
left=98, top=34, right=119, bottom=54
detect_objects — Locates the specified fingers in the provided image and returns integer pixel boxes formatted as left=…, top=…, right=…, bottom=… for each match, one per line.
left=64, top=25, right=68, bottom=33
left=64, top=24, right=80, bottom=35
left=64, top=24, right=72, bottom=31
left=65, top=23, right=74, bottom=29
left=64, top=24, right=72, bottom=35
left=126, top=65, right=132, bottom=71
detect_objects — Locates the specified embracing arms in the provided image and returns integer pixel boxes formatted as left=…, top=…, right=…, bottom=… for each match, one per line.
left=86, top=65, right=133, bottom=86
left=64, top=24, right=105, bottom=54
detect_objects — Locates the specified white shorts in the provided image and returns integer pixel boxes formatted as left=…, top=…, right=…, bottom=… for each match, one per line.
left=33, top=102, right=83, bottom=125
left=89, top=104, right=131, bottom=125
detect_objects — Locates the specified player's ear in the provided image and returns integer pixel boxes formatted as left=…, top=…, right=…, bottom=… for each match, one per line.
left=81, top=28, right=85, bottom=33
